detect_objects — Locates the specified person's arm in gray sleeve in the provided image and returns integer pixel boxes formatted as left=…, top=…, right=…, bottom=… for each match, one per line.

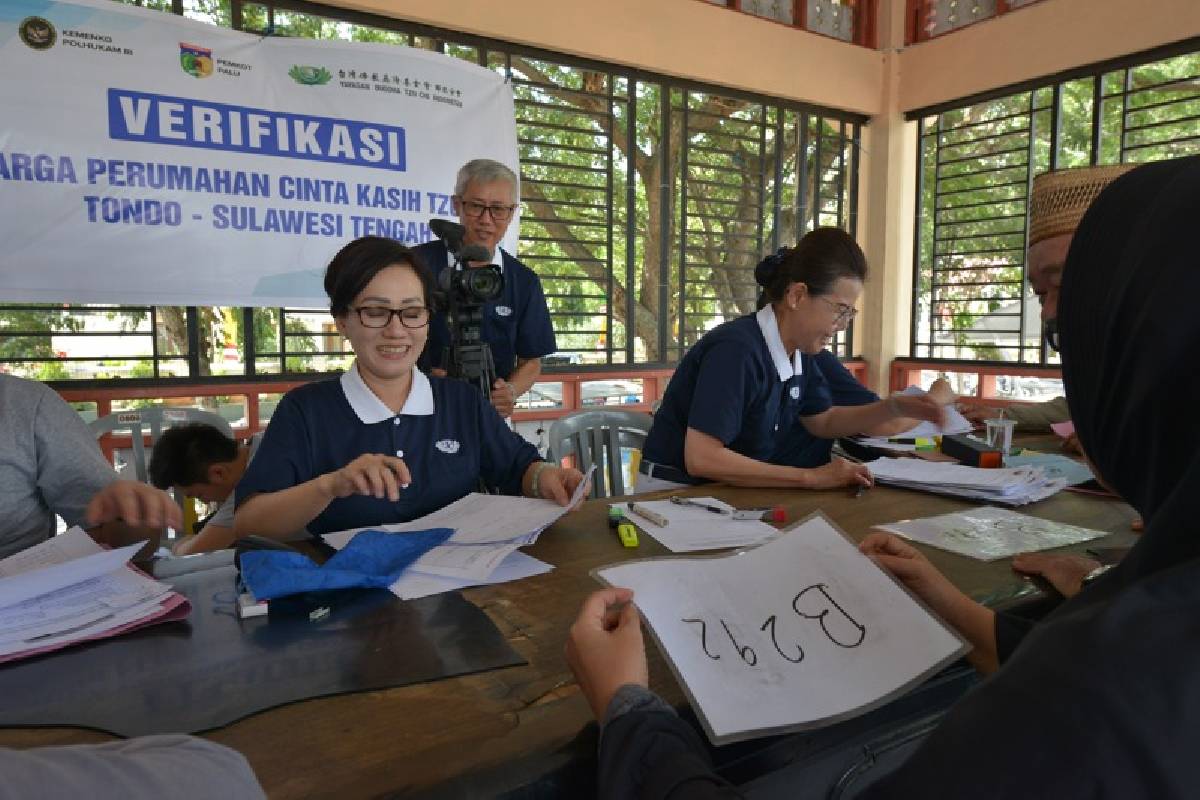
left=33, top=388, right=117, bottom=529
left=0, top=735, right=265, bottom=800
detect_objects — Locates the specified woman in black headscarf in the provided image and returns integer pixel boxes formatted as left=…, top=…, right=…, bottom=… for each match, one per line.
left=566, top=155, right=1200, bottom=798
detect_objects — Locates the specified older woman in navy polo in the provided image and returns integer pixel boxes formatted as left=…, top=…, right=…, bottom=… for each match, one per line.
left=234, top=236, right=584, bottom=540
left=637, top=228, right=947, bottom=493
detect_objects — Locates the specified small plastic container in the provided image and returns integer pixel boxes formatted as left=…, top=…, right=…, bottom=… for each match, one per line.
left=984, top=418, right=1017, bottom=456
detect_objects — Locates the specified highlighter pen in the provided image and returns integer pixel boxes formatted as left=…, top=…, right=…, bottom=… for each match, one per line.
left=627, top=501, right=669, bottom=527
left=616, top=522, right=639, bottom=547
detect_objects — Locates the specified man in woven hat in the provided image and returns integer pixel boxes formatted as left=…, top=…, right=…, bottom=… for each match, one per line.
left=965, top=164, right=1134, bottom=434
left=965, top=165, right=1137, bottom=598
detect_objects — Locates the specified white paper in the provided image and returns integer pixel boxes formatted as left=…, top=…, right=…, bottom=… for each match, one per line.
left=891, top=386, right=973, bottom=437
left=613, top=498, right=778, bottom=553
left=867, top=457, right=1067, bottom=506
left=874, top=507, right=1108, bottom=561
left=389, top=551, right=554, bottom=600
left=594, top=515, right=967, bottom=745
left=324, top=480, right=590, bottom=551
left=407, top=540, right=528, bottom=581
left=0, top=529, right=144, bottom=610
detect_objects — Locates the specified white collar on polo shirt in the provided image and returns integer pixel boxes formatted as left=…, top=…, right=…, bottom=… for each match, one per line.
left=445, top=243, right=505, bottom=273
left=340, top=362, right=435, bottom=424
left=755, top=304, right=804, bottom=382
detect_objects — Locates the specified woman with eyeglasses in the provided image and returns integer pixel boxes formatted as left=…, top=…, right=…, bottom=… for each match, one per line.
left=234, top=236, right=584, bottom=541
left=414, top=158, right=557, bottom=420
left=636, top=228, right=947, bottom=493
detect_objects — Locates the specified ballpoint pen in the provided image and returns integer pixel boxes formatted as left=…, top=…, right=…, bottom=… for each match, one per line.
left=669, top=496, right=728, bottom=515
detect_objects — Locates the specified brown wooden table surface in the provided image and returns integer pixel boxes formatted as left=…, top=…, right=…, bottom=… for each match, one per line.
left=0, top=457, right=1137, bottom=798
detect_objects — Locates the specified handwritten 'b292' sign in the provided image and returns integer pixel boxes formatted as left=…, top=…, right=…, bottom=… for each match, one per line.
left=594, top=513, right=966, bottom=745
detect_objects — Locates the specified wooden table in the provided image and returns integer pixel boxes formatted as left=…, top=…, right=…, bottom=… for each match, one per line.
left=0, top=480, right=1137, bottom=798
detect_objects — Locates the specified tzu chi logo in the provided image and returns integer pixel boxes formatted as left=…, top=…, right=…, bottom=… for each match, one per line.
left=495, top=305, right=513, bottom=317
left=435, top=439, right=461, bottom=454
left=790, top=386, right=800, bottom=400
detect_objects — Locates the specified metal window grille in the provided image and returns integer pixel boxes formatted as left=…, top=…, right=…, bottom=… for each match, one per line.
left=910, top=42, right=1200, bottom=366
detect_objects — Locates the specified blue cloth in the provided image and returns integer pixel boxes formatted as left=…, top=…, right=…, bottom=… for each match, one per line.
left=240, top=528, right=454, bottom=600
left=234, top=374, right=541, bottom=536
left=413, top=239, right=557, bottom=381
left=641, top=315, right=833, bottom=480
left=775, top=350, right=878, bottom=468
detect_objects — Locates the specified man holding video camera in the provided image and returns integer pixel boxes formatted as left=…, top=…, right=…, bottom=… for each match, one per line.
left=415, top=159, right=556, bottom=418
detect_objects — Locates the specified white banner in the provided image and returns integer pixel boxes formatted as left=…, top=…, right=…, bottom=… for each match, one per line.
left=0, top=0, right=518, bottom=307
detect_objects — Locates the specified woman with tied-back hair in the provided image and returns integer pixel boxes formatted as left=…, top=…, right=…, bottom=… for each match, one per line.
left=635, top=227, right=947, bottom=493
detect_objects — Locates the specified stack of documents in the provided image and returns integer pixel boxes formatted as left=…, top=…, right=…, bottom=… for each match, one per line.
left=867, top=457, right=1067, bottom=505
left=0, top=529, right=190, bottom=664
left=874, top=506, right=1107, bottom=560
left=615, top=497, right=779, bottom=553
left=323, top=477, right=590, bottom=600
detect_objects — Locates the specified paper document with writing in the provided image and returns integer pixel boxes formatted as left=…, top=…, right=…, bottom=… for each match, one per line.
left=323, top=470, right=589, bottom=585
left=611, top=498, right=778, bottom=553
left=0, top=529, right=189, bottom=664
left=0, top=535, right=144, bottom=610
left=389, top=551, right=553, bottom=600
left=868, top=457, right=1067, bottom=505
left=874, top=506, right=1107, bottom=561
left=594, top=514, right=967, bottom=745
left=1004, top=452, right=1094, bottom=486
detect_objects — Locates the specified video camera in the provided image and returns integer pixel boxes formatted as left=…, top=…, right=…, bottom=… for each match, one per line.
left=429, top=218, right=505, bottom=397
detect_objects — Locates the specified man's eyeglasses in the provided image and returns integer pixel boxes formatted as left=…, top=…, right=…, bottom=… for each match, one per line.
left=816, top=296, right=858, bottom=326
left=458, top=198, right=518, bottom=222
left=354, top=306, right=430, bottom=329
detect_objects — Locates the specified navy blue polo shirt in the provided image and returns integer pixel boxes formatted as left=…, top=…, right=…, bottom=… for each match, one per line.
left=413, top=239, right=557, bottom=381
left=775, top=350, right=879, bottom=468
left=641, top=306, right=833, bottom=479
left=235, top=365, right=541, bottom=537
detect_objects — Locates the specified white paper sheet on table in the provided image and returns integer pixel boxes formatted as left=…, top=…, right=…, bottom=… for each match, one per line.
left=389, top=551, right=554, bottom=600
left=0, top=529, right=143, bottom=610
left=0, top=529, right=187, bottom=663
left=873, top=506, right=1108, bottom=561
left=612, top=497, right=778, bottom=553
left=867, top=457, right=1067, bottom=505
left=593, top=514, right=967, bottom=745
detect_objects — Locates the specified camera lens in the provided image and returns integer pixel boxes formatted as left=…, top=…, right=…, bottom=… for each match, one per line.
left=465, top=267, right=503, bottom=301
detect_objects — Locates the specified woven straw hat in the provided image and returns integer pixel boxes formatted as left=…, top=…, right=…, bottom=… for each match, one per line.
left=1029, top=164, right=1135, bottom=245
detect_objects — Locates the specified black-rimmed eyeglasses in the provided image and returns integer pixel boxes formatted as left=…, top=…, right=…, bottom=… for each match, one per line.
left=354, top=306, right=430, bottom=329
left=458, top=198, right=518, bottom=222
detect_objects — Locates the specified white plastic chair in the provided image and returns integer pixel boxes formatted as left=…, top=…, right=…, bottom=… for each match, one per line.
left=546, top=410, right=652, bottom=499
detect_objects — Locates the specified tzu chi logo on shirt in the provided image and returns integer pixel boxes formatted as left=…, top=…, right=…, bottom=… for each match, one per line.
left=495, top=305, right=513, bottom=317
left=789, top=386, right=800, bottom=400
left=435, top=439, right=461, bottom=454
